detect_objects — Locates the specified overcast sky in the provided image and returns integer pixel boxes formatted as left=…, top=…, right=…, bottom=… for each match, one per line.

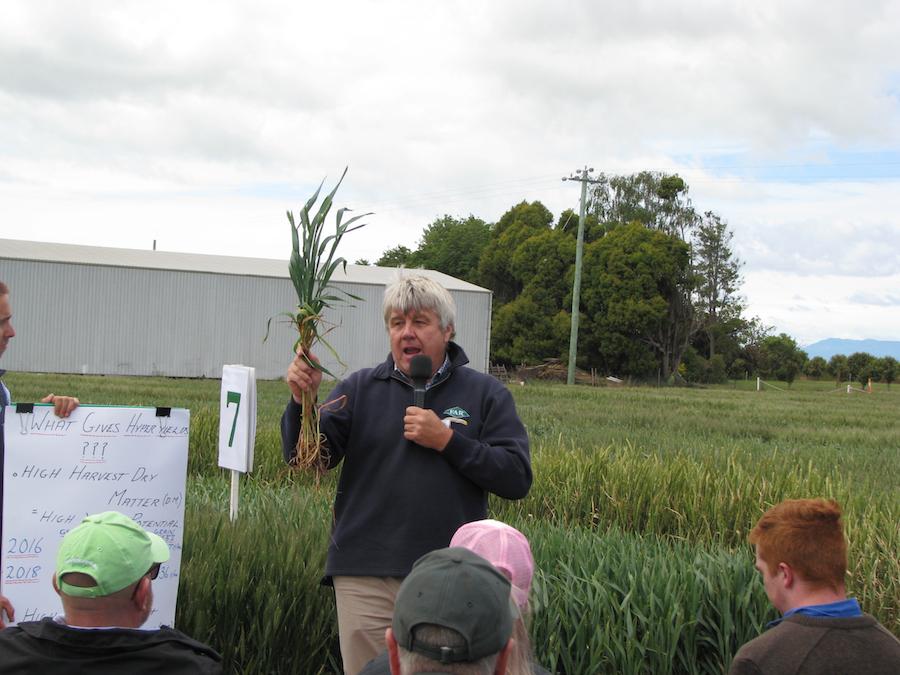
left=2, top=0, right=898, bottom=346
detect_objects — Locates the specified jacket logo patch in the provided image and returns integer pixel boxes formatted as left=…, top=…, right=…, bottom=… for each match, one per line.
left=442, top=406, right=469, bottom=419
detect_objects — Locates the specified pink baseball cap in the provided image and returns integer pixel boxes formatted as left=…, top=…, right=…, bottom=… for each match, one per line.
left=450, top=519, right=534, bottom=607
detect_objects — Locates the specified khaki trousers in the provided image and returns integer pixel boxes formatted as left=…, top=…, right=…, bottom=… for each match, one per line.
left=333, top=575, right=404, bottom=675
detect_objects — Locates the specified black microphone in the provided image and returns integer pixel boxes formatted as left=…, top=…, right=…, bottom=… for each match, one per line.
left=409, top=354, right=432, bottom=408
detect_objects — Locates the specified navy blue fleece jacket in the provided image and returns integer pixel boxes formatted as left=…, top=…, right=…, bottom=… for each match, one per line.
left=281, top=343, right=532, bottom=580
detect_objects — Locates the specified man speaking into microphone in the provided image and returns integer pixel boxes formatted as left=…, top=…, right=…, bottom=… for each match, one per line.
left=281, top=273, right=532, bottom=675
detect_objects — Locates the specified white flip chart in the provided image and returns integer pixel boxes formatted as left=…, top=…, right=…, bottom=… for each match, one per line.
left=1, top=404, right=190, bottom=628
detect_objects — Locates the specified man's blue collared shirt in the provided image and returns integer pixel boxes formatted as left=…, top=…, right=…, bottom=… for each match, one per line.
left=393, top=353, right=451, bottom=390
left=768, top=598, right=862, bottom=627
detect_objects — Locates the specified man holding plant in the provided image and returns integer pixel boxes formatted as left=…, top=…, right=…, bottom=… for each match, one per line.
left=0, top=281, right=80, bottom=629
left=730, top=498, right=900, bottom=674
left=282, top=273, right=532, bottom=675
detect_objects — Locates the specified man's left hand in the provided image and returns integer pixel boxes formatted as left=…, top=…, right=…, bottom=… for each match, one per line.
left=403, top=407, right=453, bottom=451
left=42, top=394, right=80, bottom=418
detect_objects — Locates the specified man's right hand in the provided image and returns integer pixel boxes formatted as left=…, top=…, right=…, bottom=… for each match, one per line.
left=0, top=593, right=14, bottom=629
left=286, top=346, right=323, bottom=404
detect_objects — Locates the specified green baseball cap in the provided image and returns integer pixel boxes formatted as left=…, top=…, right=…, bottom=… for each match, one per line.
left=392, top=547, right=514, bottom=664
left=56, top=511, right=170, bottom=598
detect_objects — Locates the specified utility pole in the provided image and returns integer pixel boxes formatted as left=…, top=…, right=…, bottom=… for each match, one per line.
left=562, top=167, right=601, bottom=385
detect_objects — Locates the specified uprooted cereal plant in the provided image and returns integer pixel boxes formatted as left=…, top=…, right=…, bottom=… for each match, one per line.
left=267, top=167, right=368, bottom=473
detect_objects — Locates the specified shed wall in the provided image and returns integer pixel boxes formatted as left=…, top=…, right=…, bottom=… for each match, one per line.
left=1, top=259, right=492, bottom=380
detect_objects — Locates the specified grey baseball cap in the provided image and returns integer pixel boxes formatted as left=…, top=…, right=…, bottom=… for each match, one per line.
left=392, top=547, right=514, bottom=664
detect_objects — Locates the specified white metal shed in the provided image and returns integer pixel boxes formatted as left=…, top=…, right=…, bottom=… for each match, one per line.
left=0, top=239, right=493, bottom=381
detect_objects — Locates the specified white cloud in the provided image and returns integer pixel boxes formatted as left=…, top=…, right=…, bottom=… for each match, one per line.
left=849, top=291, right=900, bottom=306
left=1, top=0, right=899, bottom=343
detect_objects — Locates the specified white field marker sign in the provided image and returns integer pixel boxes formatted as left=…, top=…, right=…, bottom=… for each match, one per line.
left=218, top=365, right=257, bottom=521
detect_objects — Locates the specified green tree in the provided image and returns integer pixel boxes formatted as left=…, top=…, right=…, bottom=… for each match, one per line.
left=680, top=346, right=728, bottom=384
left=692, top=212, right=743, bottom=359
left=376, top=245, right=414, bottom=267
left=489, top=228, right=576, bottom=365
left=478, top=201, right=555, bottom=305
left=407, top=214, right=489, bottom=283
left=588, top=171, right=698, bottom=238
left=727, top=357, right=749, bottom=381
left=708, top=353, right=727, bottom=383
left=858, top=363, right=879, bottom=389
left=721, top=316, right=771, bottom=379
left=556, top=208, right=579, bottom=234
left=581, top=221, right=693, bottom=379
left=491, top=295, right=569, bottom=366
left=758, top=333, right=808, bottom=387
left=584, top=171, right=733, bottom=380
left=847, top=352, right=876, bottom=388
left=508, top=229, right=575, bottom=307
left=827, top=354, right=850, bottom=383
left=806, top=356, right=827, bottom=380
left=557, top=208, right=604, bottom=241
left=879, top=356, right=898, bottom=389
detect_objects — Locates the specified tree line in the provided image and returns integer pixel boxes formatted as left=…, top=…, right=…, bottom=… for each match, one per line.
left=363, top=171, right=897, bottom=386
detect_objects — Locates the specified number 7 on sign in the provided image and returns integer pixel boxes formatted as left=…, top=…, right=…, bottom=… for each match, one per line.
left=226, top=391, right=241, bottom=447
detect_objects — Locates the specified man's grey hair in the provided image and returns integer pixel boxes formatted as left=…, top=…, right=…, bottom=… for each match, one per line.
left=382, top=273, right=456, bottom=339
left=398, top=624, right=498, bottom=675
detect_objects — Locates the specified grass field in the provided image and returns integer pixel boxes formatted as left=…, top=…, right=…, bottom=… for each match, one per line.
left=4, top=371, right=899, bottom=674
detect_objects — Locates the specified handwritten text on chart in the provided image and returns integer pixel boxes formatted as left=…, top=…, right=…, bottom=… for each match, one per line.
left=11, top=465, right=161, bottom=482
left=18, top=410, right=188, bottom=437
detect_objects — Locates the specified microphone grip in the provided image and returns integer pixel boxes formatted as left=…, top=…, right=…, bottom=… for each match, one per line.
left=409, top=355, right=433, bottom=409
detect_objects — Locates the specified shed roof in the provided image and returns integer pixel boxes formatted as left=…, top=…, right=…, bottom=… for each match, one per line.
left=0, top=238, right=489, bottom=293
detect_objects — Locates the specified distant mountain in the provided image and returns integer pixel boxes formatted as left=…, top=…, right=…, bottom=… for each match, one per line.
left=803, top=338, right=900, bottom=360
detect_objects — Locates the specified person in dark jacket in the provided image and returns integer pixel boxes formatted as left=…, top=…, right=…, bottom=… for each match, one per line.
left=0, top=511, right=222, bottom=674
left=282, top=273, right=532, bottom=675
left=729, top=498, right=900, bottom=675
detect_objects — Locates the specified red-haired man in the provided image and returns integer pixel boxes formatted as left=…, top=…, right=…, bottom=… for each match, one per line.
left=730, top=498, right=900, bottom=674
